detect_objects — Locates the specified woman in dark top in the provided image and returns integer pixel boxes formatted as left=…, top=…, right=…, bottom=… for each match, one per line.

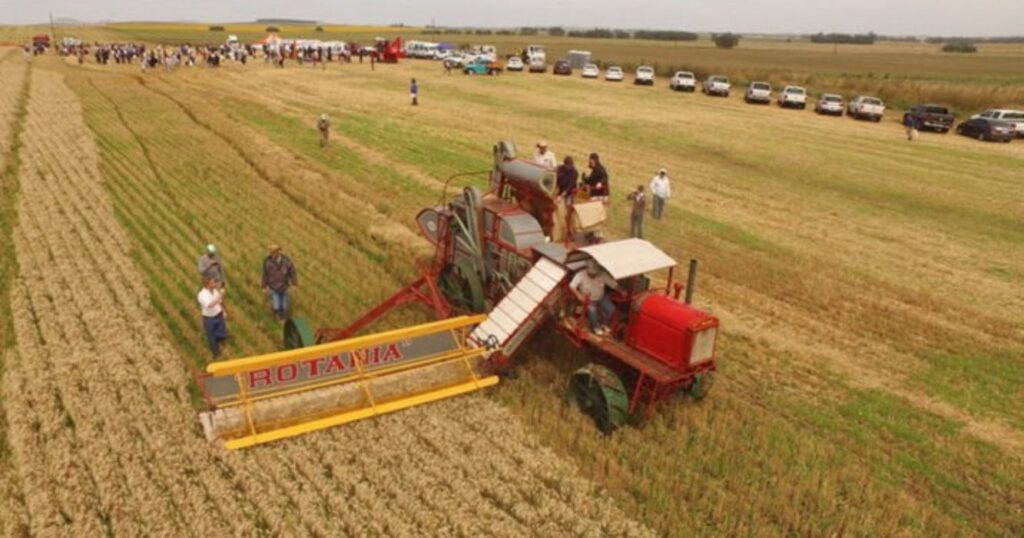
left=583, top=152, right=609, bottom=201
left=556, top=156, right=578, bottom=204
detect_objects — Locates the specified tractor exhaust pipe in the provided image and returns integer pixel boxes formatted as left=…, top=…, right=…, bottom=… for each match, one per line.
left=684, top=259, right=698, bottom=305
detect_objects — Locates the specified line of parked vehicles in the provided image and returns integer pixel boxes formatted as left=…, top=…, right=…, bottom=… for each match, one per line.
left=422, top=45, right=1023, bottom=144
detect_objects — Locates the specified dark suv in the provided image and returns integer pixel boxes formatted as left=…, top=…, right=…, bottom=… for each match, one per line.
left=553, top=59, right=572, bottom=76
left=905, top=104, right=955, bottom=133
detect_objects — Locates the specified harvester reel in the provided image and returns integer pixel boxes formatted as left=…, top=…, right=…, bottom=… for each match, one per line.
left=283, top=317, right=317, bottom=349
left=439, top=259, right=486, bottom=313
left=569, top=364, right=630, bottom=434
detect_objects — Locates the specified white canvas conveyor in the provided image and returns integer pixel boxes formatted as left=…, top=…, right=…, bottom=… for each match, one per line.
left=472, top=257, right=567, bottom=348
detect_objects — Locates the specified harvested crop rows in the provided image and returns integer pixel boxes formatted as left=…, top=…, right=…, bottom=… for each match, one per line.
left=0, top=62, right=650, bottom=536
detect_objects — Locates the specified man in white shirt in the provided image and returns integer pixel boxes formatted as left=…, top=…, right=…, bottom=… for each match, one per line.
left=197, top=277, right=229, bottom=359
left=569, top=260, right=620, bottom=335
left=533, top=140, right=557, bottom=169
left=649, top=168, right=671, bottom=220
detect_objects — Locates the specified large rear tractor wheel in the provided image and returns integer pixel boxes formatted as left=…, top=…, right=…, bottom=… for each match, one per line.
left=687, top=371, right=716, bottom=401
left=438, top=259, right=486, bottom=313
left=283, top=317, right=317, bottom=349
left=569, top=364, right=630, bottom=433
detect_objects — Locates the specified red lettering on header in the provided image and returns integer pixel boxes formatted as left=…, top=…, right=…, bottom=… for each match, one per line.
left=325, top=354, right=348, bottom=374
left=302, top=358, right=321, bottom=377
left=249, top=369, right=273, bottom=389
left=277, top=364, right=298, bottom=382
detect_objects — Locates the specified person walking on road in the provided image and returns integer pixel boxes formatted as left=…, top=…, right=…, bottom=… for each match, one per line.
left=534, top=140, right=557, bottom=169
left=410, top=78, right=419, bottom=106
left=197, top=243, right=227, bottom=287
left=262, top=245, right=298, bottom=321
left=197, top=277, right=228, bottom=359
left=317, top=113, right=331, bottom=148
left=649, top=168, right=671, bottom=220
left=627, top=185, right=646, bottom=238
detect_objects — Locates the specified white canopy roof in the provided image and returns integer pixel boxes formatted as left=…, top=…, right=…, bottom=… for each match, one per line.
left=573, top=238, right=677, bottom=279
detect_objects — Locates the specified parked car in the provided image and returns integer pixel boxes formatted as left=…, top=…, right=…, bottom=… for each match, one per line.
left=605, top=66, right=624, bottom=82
left=847, top=96, right=886, bottom=122
left=972, top=109, right=1024, bottom=137
left=815, top=94, right=845, bottom=116
left=702, top=75, right=731, bottom=97
left=744, top=81, right=772, bottom=104
left=506, top=56, right=524, bottom=71
left=528, top=57, right=546, bottom=73
left=778, top=86, right=808, bottom=109
left=669, top=71, right=696, bottom=92
left=553, top=59, right=572, bottom=76
left=581, top=63, right=600, bottom=78
left=635, top=66, right=655, bottom=86
left=955, top=118, right=1015, bottom=142
left=906, top=104, right=955, bottom=133
left=463, top=59, right=502, bottom=75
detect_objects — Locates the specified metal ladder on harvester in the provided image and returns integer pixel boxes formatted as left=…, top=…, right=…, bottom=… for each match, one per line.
left=471, top=257, right=568, bottom=358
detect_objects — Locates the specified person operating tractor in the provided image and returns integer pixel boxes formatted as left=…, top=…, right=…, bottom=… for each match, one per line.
left=317, top=113, right=330, bottom=148
left=570, top=260, right=620, bottom=336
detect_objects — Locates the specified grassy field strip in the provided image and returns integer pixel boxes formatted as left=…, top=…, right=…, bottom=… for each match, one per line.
left=0, top=48, right=32, bottom=537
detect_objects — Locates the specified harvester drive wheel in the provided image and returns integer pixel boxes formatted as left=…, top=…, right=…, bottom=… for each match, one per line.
left=439, top=260, right=486, bottom=313
left=687, top=371, right=716, bottom=401
left=283, top=317, right=317, bottom=349
left=569, top=364, right=630, bottom=434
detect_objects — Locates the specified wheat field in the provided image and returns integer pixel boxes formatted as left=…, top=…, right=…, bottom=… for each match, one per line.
left=0, top=22, right=1022, bottom=537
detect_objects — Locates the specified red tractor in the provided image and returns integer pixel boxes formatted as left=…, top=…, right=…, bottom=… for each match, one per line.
left=285, top=140, right=720, bottom=432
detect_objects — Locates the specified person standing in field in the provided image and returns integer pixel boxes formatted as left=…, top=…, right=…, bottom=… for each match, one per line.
left=197, top=277, right=229, bottom=359
left=649, top=168, right=671, bottom=220
left=197, top=244, right=227, bottom=287
left=582, top=152, right=609, bottom=203
left=627, top=185, right=646, bottom=238
left=903, top=112, right=918, bottom=141
left=262, top=245, right=298, bottom=321
left=317, top=113, right=331, bottom=148
left=410, top=78, right=419, bottom=106
left=534, top=140, right=557, bottom=169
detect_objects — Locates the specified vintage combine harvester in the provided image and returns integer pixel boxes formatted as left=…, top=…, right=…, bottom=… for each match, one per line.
left=198, top=141, right=720, bottom=449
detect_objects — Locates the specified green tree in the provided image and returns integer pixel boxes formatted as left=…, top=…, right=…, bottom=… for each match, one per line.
left=712, top=33, right=740, bottom=49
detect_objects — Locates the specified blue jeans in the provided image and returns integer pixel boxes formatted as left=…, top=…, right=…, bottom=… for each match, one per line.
left=203, top=314, right=228, bottom=357
left=270, top=289, right=290, bottom=316
left=586, top=295, right=615, bottom=331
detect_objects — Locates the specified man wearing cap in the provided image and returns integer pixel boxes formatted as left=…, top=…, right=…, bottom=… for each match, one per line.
left=626, top=185, right=647, bottom=239
left=317, top=113, right=330, bottom=148
left=534, top=140, right=557, bottom=169
left=649, top=168, right=671, bottom=220
left=569, top=260, right=620, bottom=336
left=197, top=276, right=229, bottom=359
left=197, top=244, right=227, bottom=288
left=262, top=245, right=298, bottom=321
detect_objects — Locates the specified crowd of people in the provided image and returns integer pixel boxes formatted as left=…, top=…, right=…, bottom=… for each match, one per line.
left=195, top=244, right=298, bottom=359
left=545, top=140, right=673, bottom=240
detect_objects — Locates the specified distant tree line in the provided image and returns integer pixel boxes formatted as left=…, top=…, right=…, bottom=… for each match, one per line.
left=926, top=36, right=1024, bottom=44
left=712, top=33, right=741, bottom=49
left=634, top=30, right=699, bottom=41
left=941, top=41, right=977, bottom=53
left=810, top=32, right=877, bottom=45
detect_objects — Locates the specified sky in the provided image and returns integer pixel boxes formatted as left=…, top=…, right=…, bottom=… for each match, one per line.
left=3, top=0, right=1023, bottom=37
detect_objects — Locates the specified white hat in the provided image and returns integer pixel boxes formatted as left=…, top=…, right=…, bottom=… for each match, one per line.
left=658, top=168, right=668, bottom=175
left=206, top=243, right=217, bottom=254
left=537, top=140, right=548, bottom=148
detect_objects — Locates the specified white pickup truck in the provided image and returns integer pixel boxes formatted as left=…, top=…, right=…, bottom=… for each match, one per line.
left=634, top=66, right=655, bottom=86
left=669, top=71, right=696, bottom=92
left=973, top=109, right=1024, bottom=137
left=702, top=75, right=731, bottom=97
left=744, top=81, right=771, bottom=104
left=778, top=86, right=808, bottom=109
left=848, top=96, right=886, bottom=122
